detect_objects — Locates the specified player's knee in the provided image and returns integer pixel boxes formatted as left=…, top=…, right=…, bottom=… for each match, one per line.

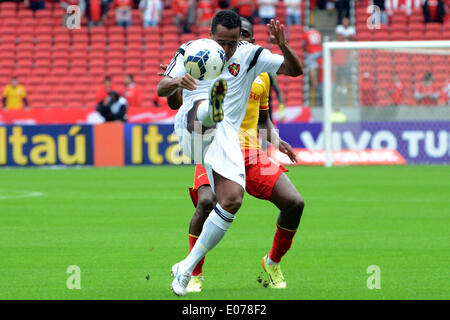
left=288, top=194, right=305, bottom=216
left=219, top=195, right=242, bottom=214
left=197, top=197, right=215, bottom=216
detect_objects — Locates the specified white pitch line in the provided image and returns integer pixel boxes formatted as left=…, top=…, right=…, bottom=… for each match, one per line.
left=0, top=191, right=44, bottom=200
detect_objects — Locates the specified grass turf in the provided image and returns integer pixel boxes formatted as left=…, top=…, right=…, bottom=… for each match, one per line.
left=0, top=165, right=449, bottom=300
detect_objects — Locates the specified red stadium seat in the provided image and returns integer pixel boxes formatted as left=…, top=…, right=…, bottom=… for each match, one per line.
left=108, top=58, right=124, bottom=68
left=125, top=50, right=142, bottom=60
left=17, top=9, right=33, bottom=19
left=90, top=26, right=107, bottom=36
left=88, top=50, right=106, bottom=60
left=127, top=42, right=142, bottom=52
left=109, top=42, right=125, bottom=51
left=32, top=67, right=51, bottom=77
left=35, top=9, right=51, bottom=19
left=373, top=27, right=389, bottom=41
left=69, top=67, right=88, bottom=77
left=125, top=58, right=141, bottom=68
left=109, top=33, right=125, bottom=44
left=91, top=33, right=107, bottom=44
left=51, top=67, right=69, bottom=76
left=106, top=50, right=124, bottom=60
left=391, top=30, right=407, bottom=40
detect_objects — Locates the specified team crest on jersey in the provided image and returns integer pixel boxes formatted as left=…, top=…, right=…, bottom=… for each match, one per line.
left=228, top=63, right=240, bottom=77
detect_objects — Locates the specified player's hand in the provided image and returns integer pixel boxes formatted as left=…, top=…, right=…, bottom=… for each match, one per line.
left=268, top=19, right=287, bottom=47
left=158, top=64, right=168, bottom=76
left=279, top=140, right=297, bottom=163
left=176, top=74, right=197, bottom=91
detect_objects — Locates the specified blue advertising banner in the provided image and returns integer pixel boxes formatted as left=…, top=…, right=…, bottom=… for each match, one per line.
left=278, top=121, right=450, bottom=164
left=0, top=125, right=94, bottom=166
left=124, top=123, right=191, bottom=165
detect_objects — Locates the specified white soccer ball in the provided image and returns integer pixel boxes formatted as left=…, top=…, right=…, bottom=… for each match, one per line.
left=184, top=39, right=226, bottom=80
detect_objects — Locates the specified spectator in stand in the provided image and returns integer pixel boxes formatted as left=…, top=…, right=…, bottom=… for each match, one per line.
left=360, top=72, right=375, bottom=106
left=326, top=0, right=335, bottom=15
left=197, top=0, right=215, bottom=27
left=284, top=0, right=302, bottom=27
left=258, top=0, right=278, bottom=25
left=414, top=71, right=440, bottom=105
left=101, top=0, right=112, bottom=24
left=373, top=0, right=388, bottom=25
left=139, top=0, right=163, bottom=27
left=24, top=0, right=46, bottom=13
left=85, top=0, right=104, bottom=26
left=335, top=17, right=356, bottom=41
left=423, top=0, right=446, bottom=23
left=336, top=0, right=350, bottom=25
left=173, top=0, right=196, bottom=33
left=303, top=24, right=323, bottom=89
left=385, top=0, right=423, bottom=17
left=231, top=0, right=256, bottom=23
left=115, top=0, right=133, bottom=27
left=96, top=76, right=117, bottom=104
left=123, top=74, right=143, bottom=108
left=2, top=77, right=28, bottom=110
left=96, top=91, right=128, bottom=122
left=388, top=72, right=404, bottom=105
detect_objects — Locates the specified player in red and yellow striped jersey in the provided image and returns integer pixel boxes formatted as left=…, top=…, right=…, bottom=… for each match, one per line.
left=161, top=18, right=305, bottom=292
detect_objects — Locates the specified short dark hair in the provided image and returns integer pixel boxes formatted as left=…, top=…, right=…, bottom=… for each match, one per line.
left=211, top=10, right=241, bottom=34
left=104, top=76, right=111, bottom=82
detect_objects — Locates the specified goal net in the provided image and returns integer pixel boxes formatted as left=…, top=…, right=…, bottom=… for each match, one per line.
left=322, top=40, right=450, bottom=167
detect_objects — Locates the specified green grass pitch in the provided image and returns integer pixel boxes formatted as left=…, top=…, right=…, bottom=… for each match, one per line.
left=0, top=165, right=449, bottom=300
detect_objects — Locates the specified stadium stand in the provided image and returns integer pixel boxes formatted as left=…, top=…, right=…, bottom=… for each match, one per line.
left=0, top=0, right=307, bottom=111
left=354, top=0, right=449, bottom=107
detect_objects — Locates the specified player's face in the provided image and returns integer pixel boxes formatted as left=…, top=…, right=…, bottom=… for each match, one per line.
left=240, top=22, right=254, bottom=43
left=211, top=24, right=241, bottom=61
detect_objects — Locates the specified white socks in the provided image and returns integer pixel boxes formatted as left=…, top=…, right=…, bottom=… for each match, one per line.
left=181, top=203, right=235, bottom=274
left=267, top=256, right=279, bottom=266
left=196, top=100, right=216, bottom=127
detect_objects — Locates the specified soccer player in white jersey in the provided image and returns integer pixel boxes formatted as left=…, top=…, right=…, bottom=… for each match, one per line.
left=157, top=10, right=303, bottom=296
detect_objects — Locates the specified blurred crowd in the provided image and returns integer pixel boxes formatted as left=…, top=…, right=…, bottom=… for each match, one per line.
left=4, top=0, right=305, bottom=31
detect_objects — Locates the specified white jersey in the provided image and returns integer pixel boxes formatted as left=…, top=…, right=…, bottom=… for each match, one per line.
left=165, top=40, right=284, bottom=130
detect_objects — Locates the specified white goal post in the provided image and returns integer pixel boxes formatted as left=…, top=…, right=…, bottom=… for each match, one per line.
left=322, top=40, right=450, bottom=167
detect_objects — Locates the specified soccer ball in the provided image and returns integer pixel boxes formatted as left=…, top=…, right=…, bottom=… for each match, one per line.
left=184, top=39, right=226, bottom=80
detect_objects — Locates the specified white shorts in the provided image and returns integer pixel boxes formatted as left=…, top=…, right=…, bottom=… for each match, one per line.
left=174, top=100, right=246, bottom=192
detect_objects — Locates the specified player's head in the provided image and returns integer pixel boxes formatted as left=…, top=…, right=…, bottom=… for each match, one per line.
left=104, top=76, right=111, bottom=86
left=107, top=91, right=120, bottom=103
left=211, top=10, right=241, bottom=60
left=240, top=17, right=255, bottom=44
left=11, top=76, right=18, bottom=87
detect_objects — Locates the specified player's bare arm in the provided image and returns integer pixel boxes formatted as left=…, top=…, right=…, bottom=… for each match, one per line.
left=258, top=109, right=297, bottom=163
left=158, top=64, right=183, bottom=110
left=157, top=73, right=197, bottom=97
left=268, top=19, right=303, bottom=77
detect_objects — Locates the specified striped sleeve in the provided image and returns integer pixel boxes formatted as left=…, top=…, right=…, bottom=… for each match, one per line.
left=163, top=44, right=188, bottom=78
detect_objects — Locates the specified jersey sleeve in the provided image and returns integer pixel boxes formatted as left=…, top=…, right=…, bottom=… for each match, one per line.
left=3, top=86, right=9, bottom=97
left=21, top=86, right=27, bottom=98
left=253, top=46, right=284, bottom=77
left=163, top=44, right=188, bottom=78
left=259, top=73, right=270, bottom=110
